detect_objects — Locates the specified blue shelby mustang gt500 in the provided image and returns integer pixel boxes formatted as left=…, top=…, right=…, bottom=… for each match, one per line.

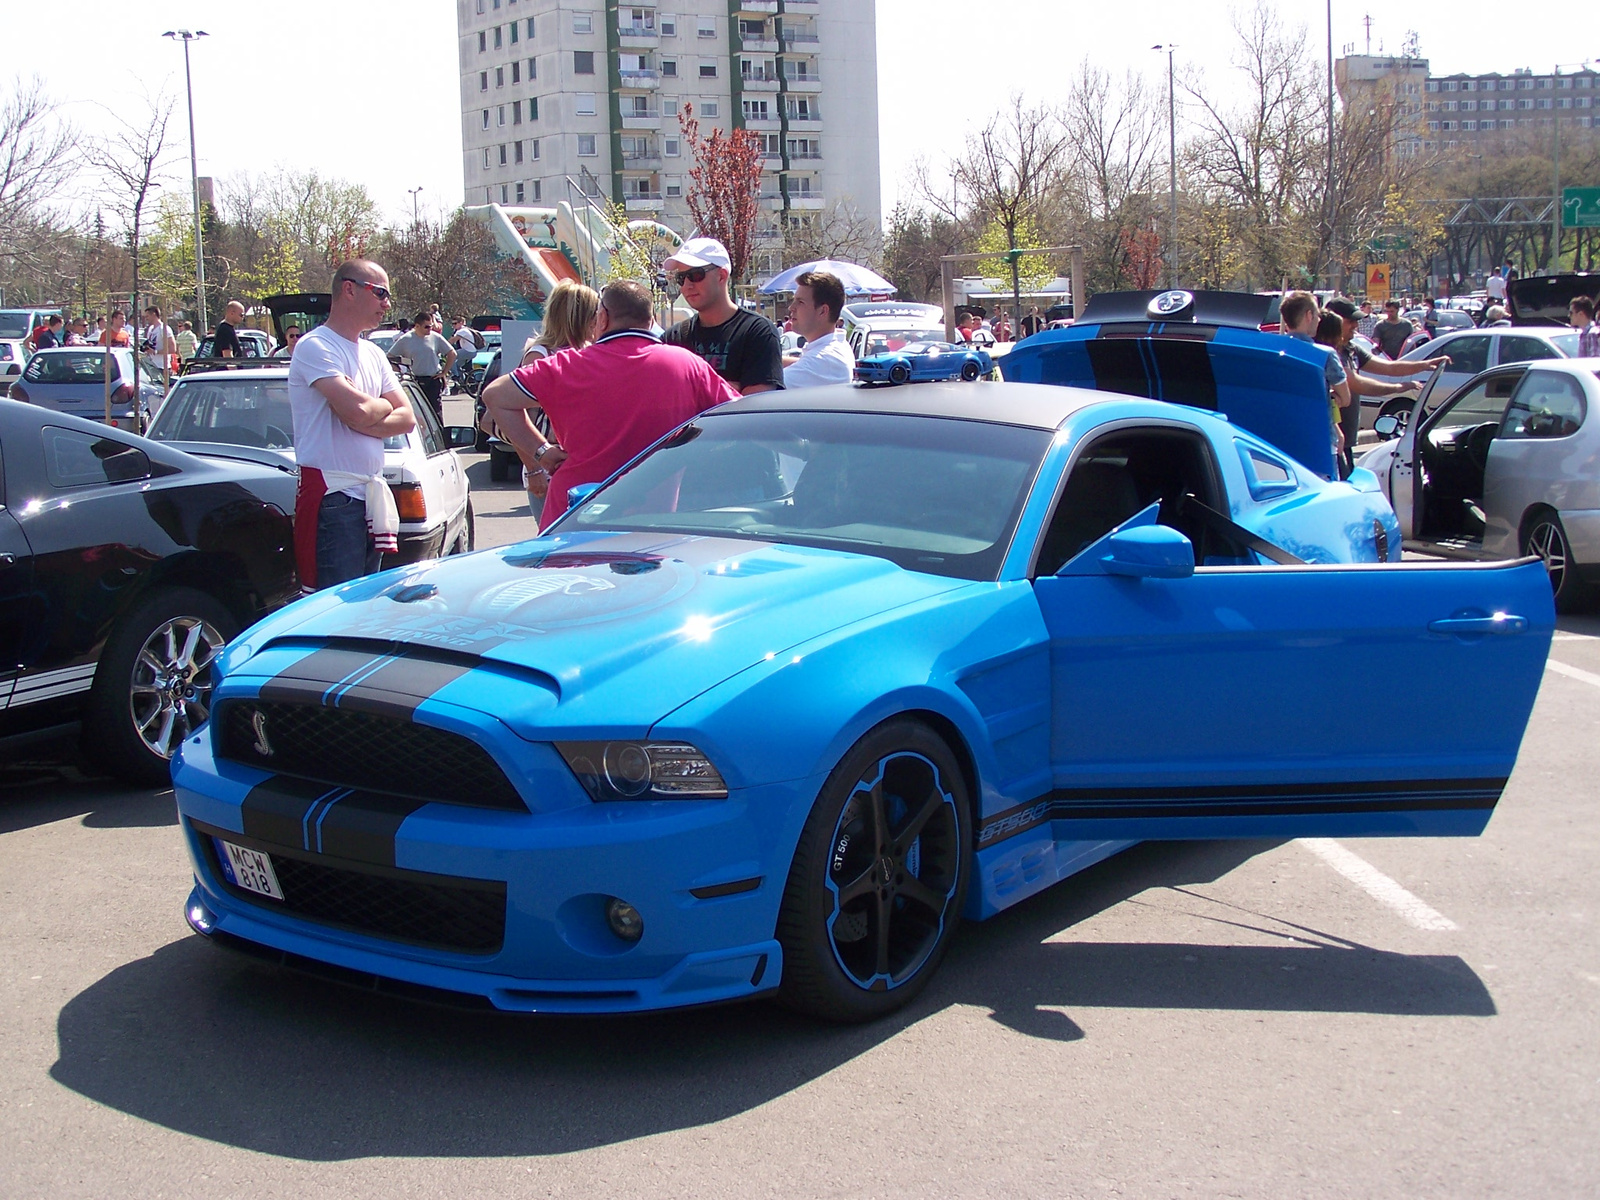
left=854, top=339, right=993, bottom=385
left=173, top=292, right=1552, bottom=1022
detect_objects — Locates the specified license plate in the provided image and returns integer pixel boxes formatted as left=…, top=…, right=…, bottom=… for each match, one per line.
left=216, top=839, right=284, bottom=901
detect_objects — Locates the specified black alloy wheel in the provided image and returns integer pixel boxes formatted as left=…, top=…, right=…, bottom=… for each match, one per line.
left=777, top=719, right=970, bottom=1022
left=888, top=363, right=912, bottom=385
left=960, top=361, right=981, bottom=381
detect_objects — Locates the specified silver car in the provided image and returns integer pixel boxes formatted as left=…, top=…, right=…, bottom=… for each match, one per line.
left=1357, top=358, right=1600, bottom=610
left=1391, top=326, right=1581, bottom=420
left=7, top=346, right=164, bottom=431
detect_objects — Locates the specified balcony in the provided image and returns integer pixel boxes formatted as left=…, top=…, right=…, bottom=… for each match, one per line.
left=741, top=34, right=779, bottom=53
left=786, top=194, right=826, bottom=210
left=738, top=1, right=779, bottom=12
left=742, top=111, right=782, bottom=130
left=619, top=68, right=661, bottom=89
left=780, top=31, right=820, bottom=49
left=784, top=72, right=822, bottom=93
left=786, top=149, right=823, bottom=162
left=621, top=151, right=663, bottom=170
left=786, top=109, right=823, bottom=126
left=741, top=69, right=780, bottom=92
left=618, top=24, right=659, bottom=46
left=620, top=107, right=661, bottom=129
left=625, top=193, right=665, bottom=212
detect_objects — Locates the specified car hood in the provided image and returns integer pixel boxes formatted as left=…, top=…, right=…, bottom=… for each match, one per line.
left=231, top=530, right=971, bottom=735
left=1001, top=306, right=1337, bottom=478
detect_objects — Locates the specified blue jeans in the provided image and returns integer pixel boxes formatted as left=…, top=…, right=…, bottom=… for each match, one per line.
left=316, top=492, right=379, bottom=588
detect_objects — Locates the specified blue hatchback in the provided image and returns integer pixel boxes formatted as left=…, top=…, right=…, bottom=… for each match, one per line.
left=172, top=303, right=1553, bottom=1022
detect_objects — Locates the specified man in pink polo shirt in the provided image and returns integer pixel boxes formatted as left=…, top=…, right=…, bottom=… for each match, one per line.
left=481, top=279, right=740, bottom=529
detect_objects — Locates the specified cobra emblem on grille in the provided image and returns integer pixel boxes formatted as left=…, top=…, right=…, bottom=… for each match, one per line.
left=250, top=709, right=274, bottom=757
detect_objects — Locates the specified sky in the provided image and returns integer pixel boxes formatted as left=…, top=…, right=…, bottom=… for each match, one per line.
left=18, top=1, right=1585, bottom=231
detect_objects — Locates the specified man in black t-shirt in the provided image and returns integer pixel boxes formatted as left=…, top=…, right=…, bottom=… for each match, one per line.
left=661, top=237, right=784, bottom=393
left=213, top=299, right=246, bottom=358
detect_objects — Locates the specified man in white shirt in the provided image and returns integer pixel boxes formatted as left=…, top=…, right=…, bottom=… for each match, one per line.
left=1486, top=267, right=1507, bottom=304
left=781, top=270, right=855, bottom=388
left=288, top=260, right=416, bottom=591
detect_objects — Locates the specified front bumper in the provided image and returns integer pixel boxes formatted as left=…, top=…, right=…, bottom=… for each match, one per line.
left=172, top=730, right=800, bottom=1014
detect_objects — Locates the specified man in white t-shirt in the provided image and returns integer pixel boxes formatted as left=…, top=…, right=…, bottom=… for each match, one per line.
left=781, top=269, right=855, bottom=388
left=288, top=259, right=416, bottom=590
left=1486, top=267, right=1507, bottom=303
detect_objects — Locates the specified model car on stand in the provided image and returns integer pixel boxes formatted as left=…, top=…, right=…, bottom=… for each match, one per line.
left=169, top=290, right=1551, bottom=1022
left=854, top=340, right=993, bottom=385
left=0, top=397, right=298, bottom=783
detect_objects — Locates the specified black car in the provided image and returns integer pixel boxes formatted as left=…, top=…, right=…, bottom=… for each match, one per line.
left=0, top=398, right=298, bottom=783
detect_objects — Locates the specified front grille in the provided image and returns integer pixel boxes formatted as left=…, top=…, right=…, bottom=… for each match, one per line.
left=218, top=701, right=524, bottom=811
left=203, top=832, right=506, bottom=954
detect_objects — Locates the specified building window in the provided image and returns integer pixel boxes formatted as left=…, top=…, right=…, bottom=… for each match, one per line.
left=697, top=16, right=715, bottom=37
left=494, top=25, right=503, bottom=48
left=527, top=18, right=535, bottom=37
left=574, top=50, right=595, bottom=74
left=480, top=72, right=488, bottom=91
left=662, top=58, right=677, bottom=77
left=499, top=144, right=509, bottom=165
left=478, top=31, right=487, bottom=53
left=512, top=61, right=520, bottom=84
left=530, top=138, right=540, bottom=159
left=481, top=109, right=490, bottom=130
left=513, top=100, right=522, bottom=124
left=1444, top=80, right=1456, bottom=91
left=665, top=175, right=682, bottom=197
left=514, top=140, right=523, bottom=162
left=1463, top=120, right=1476, bottom=131
left=532, top=180, right=542, bottom=200
left=578, top=134, right=597, bottom=156
left=576, top=93, right=597, bottom=115
left=701, top=100, right=719, bottom=118
left=743, top=99, right=770, bottom=121
left=516, top=181, right=525, bottom=203
left=476, top=0, right=484, bottom=12
left=664, top=136, right=680, bottom=156
left=661, top=13, right=677, bottom=36
left=1428, top=120, right=1439, bottom=131
left=483, top=148, right=492, bottom=168
left=498, top=105, right=506, bottom=125
left=496, top=66, right=504, bottom=87
left=1425, top=80, right=1438, bottom=92
left=530, top=98, right=538, bottom=119
left=699, top=61, right=718, bottom=78
left=573, top=11, right=593, bottom=34
left=501, top=184, right=509, bottom=204
left=1538, top=98, right=1552, bottom=109
left=510, top=20, right=518, bottom=43
left=528, top=57, right=537, bottom=80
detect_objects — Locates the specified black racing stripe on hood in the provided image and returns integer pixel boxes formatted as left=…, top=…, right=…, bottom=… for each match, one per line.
left=239, top=776, right=432, bottom=868
left=256, top=645, right=474, bottom=720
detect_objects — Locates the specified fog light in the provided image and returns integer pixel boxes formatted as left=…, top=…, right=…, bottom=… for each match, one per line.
left=605, top=898, right=644, bottom=943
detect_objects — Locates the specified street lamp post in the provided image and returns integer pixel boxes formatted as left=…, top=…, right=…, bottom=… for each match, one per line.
left=1152, top=44, right=1179, bottom=287
left=407, top=187, right=424, bottom=227
left=164, top=29, right=209, bottom=332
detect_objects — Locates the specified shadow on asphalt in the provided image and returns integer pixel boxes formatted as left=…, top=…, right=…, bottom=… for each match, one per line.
left=49, top=838, right=1494, bottom=1160
left=0, top=737, right=174, bottom=833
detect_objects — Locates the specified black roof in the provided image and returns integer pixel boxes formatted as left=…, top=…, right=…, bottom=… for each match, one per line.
left=714, top=380, right=1109, bottom=430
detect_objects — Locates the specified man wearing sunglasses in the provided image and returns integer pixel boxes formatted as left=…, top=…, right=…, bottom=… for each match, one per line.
left=661, top=237, right=784, bottom=394
left=287, top=259, right=416, bottom=591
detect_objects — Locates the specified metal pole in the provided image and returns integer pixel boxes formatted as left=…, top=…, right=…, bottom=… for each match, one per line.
left=167, top=31, right=210, bottom=332
left=408, top=186, right=424, bottom=226
left=1326, top=0, right=1335, bottom=290
left=1553, top=66, right=1563, bottom=272
left=1168, top=48, right=1178, bottom=288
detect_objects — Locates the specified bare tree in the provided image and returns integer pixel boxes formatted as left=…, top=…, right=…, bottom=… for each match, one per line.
left=377, top=210, right=537, bottom=319
left=84, top=93, right=176, bottom=344
left=0, top=77, right=75, bottom=255
left=780, top=197, right=883, bottom=268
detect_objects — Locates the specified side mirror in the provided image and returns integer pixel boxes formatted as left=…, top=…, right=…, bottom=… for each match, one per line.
left=445, top=425, right=478, bottom=448
left=1097, top=525, right=1194, bottom=579
left=1373, top=415, right=1400, bottom=439
left=567, top=482, right=601, bottom=508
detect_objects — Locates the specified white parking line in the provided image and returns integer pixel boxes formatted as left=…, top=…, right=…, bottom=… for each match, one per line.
left=1547, top=659, right=1600, bottom=690
left=1298, top=838, right=1459, bottom=931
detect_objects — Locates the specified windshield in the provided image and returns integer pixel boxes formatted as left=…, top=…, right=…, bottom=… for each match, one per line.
left=864, top=328, right=946, bottom=356
left=147, top=376, right=294, bottom=450
left=561, top=410, right=1050, bottom=580
left=23, top=350, right=118, bottom=384
left=0, top=312, right=36, bottom=339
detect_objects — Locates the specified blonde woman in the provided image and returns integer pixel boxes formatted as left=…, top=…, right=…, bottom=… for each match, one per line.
left=488, top=281, right=599, bottom=519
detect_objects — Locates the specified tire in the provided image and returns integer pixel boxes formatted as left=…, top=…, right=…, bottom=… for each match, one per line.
left=83, top=586, right=237, bottom=786
left=463, top=500, right=476, bottom=552
left=776, top=718, right=971, bottom=1022
left=1376, top=396, right=1413, bottom=428
left=488, top=447, right=513, bottom=482
left=1523, top=512, right=1594, bottom=614
left=888, top=363, right=911, bottom=385
left=960, top=361, right=980, bottom=381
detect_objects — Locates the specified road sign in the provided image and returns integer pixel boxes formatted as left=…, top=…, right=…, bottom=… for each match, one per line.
left=1562, top=187, right=1600, bottom=228
left=1367, top=234, right=1411, bottom=253
left=1366, top=263, right=1391, bottom=305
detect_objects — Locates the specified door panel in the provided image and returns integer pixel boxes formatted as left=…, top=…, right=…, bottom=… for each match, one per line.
left=0, top=508, right=35, bottom=708
left=1025, top=558, right=1552, bottom=842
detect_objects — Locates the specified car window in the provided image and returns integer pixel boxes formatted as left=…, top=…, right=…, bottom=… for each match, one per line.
left=1501, top=371, right=1586, bottom=439
left=1436, top=335, right=1490, bottom=375
left=1498, top=335, right=1562, bottom=366
left=864, top=328, right=942, bottom=356
left=1547, top=332, right=1581, bottom=356
left=410, top=384, right=448, bottom=455
left=41, top=426, right=151, bottom=487
left=563, top=411, right=1051, bottom=581
left=147, top=377, right=295, bottom=449
left=1430, top=373, right=1520, bottom=432
left=23, top=350, right=118, bottom=385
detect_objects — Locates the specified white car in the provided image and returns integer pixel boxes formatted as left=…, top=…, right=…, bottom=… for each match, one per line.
left=1394, top=326, right=1580, bottom=417
left=0, top=337, right=32, bottom=396
left=143, top=365, right=476, bottom=564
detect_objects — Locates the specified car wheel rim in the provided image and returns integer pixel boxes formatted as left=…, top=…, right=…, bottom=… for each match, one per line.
left=128, top=615, right=226, bottom=760
left=1529, top=521, right=1567, bottom=593
left=824, top=751, right=961, bottom=992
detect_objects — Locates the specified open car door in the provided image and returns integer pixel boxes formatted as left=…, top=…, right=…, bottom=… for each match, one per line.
left=1018, top=506, right=1553, bottom=845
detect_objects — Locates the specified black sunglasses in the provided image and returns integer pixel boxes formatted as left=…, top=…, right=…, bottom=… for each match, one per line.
left=672, top=266, right=712, bottom=286
left=348, top=279, right=392, bottom=302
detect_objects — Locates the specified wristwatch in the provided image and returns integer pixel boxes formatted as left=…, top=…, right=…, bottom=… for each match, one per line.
left=534, top=442, right=558, bottom=462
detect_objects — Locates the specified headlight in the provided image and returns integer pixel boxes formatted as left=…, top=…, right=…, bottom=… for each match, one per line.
left=556, top=741, right=728, bottom=801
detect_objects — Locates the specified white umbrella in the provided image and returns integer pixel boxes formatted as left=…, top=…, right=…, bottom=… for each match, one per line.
left=758, top=259, right=896, bottom=296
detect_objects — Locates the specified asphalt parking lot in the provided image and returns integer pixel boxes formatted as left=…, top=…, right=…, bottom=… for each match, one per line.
left=3, top=438, right=1598, bottom=1198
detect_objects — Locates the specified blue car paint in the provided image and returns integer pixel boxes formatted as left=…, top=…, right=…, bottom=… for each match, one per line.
left=855, top=342, right=993, bottom=385
left=172, top=383, right=1552, bottom=1014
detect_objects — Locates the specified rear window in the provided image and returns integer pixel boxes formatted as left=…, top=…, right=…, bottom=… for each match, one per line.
left=0, top=313, right=35, bottom=339
left=147, top=377, right=294, bottom=449
left=23, top=350, right=118, bottom=384
left=41, top=426, right=151, bottom=487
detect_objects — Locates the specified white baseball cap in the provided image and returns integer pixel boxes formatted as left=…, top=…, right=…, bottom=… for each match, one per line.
left=665, top=237, right=731, bottom=272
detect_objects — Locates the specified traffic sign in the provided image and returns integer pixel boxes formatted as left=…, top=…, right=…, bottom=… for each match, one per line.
left=1366, top=263, right=1391, bottom=305
left=1562, top=187, right=1600, bottom=228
